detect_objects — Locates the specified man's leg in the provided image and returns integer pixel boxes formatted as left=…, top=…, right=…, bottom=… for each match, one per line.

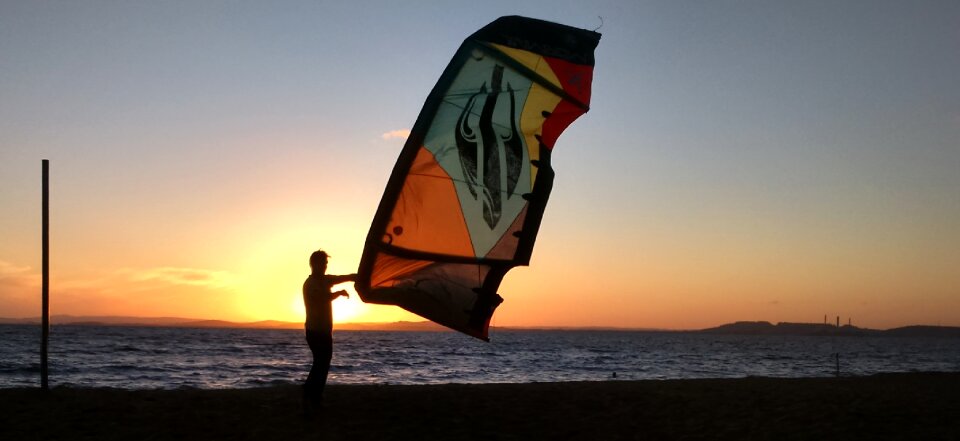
left=304, top=330, right=332, bottom=403
left=315, top=333, right=333, bottom=399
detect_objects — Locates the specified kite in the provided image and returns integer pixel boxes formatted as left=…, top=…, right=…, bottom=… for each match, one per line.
left=356, top=16, right=600, bottom=340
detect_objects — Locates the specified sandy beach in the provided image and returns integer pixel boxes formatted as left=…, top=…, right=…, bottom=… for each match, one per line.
left=2, top=372, right=957, bottom=440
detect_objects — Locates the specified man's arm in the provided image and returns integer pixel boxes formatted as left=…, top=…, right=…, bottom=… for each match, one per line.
left=327, top=273, right=357, bottom=285
left=329, top=289, right=349, bottom=301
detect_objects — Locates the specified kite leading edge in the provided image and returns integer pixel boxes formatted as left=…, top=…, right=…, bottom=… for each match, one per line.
left=356, top=16, right=601, bottom=340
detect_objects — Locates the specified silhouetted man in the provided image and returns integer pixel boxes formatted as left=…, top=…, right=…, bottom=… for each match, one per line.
left=302, top=250, right=355, bottom=407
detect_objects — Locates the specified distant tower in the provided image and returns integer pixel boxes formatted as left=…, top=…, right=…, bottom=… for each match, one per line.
left=824, top=315, right=827, bottom=324
left=836, top=316, right=840, bottom=327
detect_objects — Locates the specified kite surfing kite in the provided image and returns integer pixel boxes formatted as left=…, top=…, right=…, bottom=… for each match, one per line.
left=356, top=16, right=600, bottom=340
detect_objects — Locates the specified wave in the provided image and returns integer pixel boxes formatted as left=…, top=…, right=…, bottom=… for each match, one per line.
left=2, top=327, right=959, bottom=389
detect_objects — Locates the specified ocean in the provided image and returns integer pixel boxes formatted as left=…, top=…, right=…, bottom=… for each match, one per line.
left=1, top=324, right=958, bottom=389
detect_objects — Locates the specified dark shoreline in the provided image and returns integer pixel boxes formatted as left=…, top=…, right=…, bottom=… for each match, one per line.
left=3, top=373, right=958, bottom=440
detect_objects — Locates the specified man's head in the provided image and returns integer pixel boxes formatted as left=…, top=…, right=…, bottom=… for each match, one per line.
left=309, top=250, right=329, bottom=274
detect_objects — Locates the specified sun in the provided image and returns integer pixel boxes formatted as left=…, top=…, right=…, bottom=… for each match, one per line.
left=290, top=296, right=306, bottom=320
left=332, top=295, right=362, bottom=323
left=291, top=293, right=363, bottom=323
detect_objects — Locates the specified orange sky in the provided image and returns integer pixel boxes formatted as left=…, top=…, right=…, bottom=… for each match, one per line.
left=2, top=2, right=959, bottom=330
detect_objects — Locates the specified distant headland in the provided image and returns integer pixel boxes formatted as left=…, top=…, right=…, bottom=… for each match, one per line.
left=695, top=321, right=960, bottom=338
left=0, top=315, right=445, bottom=332
left=1, top=316, right=958, bottom=337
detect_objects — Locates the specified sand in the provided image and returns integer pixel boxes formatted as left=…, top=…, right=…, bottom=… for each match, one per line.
left=2, top=373, right=958, bottom=440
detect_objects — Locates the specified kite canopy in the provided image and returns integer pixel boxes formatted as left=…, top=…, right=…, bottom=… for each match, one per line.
left=356, top=16, right=600, bottom=340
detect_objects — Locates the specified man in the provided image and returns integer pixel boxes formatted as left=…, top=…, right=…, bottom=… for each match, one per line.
left=302, top=250, right=356, bottom=406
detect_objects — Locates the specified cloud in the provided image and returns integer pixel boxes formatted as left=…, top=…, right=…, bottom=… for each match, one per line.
left=0, top=260, right=36, bottom=289
left=0, top=261, right=39, bottom=317
left=127, top=267, right=235, bottom=288
left=381, top=129, right=411, bottom=141
left=1, top=262, right=241, bottom=319
left=0, top=260, right=32, bottom=275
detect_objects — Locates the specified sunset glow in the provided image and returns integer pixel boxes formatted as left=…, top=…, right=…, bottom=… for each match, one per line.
left=2, top=2, right=959, bottom=330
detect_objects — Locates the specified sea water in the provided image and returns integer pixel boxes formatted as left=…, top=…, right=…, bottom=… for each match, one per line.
left=1, top=324, right=958, bottom=389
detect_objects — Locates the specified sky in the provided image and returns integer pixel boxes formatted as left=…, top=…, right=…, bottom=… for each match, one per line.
left=2, top=0, right=958, bottom=330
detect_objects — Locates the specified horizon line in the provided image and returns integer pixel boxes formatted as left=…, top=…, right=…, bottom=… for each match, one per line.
left=1, top=314, right=956, bottom=332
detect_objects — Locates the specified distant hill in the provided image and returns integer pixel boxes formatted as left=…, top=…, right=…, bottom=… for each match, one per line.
left=2, top=316, right=958, bottom=336
left=0, top=315, right=448, bottom=332
left=336, top=321, right=450, bottom=332
left=697, top=321, right=960, bottom=338
left=883, top=325, right=960, bottom=338
left=0, top=315, right=205, bottom=327
left=697, top=321, right=873, bottom=336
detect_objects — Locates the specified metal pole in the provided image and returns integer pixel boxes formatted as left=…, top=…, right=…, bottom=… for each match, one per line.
left=41, top=159, right=49, bottom=390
